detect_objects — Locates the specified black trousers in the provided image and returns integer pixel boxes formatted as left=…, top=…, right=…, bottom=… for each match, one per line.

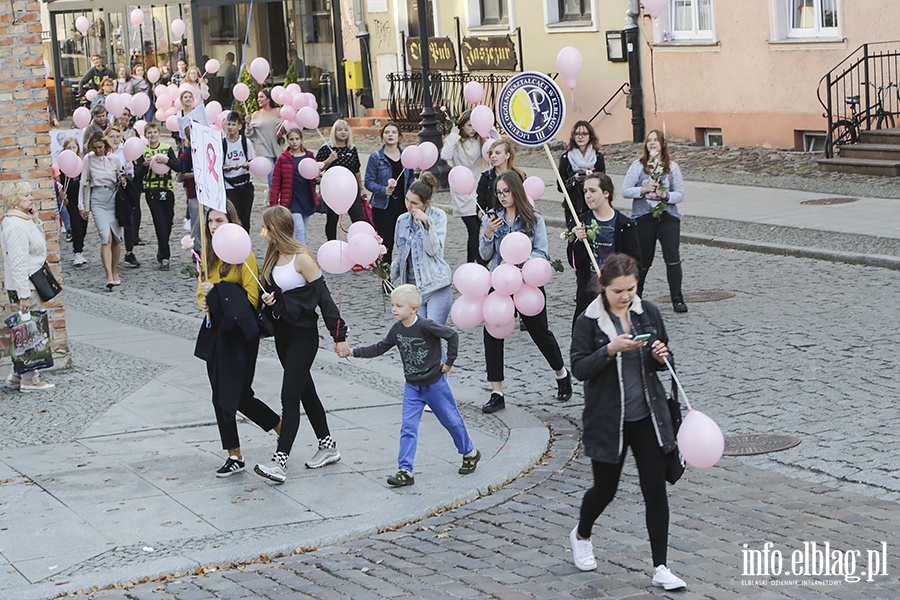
left=325, top=195, right=365, bottom=241
left=273, top=321, right=332, bottom=455
left=578, top=416, right=669, bottom=567
left=208, top=337, right=280, bottom=450
left=226, top=184, right=254, bottom=232
left=572, top=273, right=598, bottom=331
left=635, top=213, right=683, bottom=301
left=65, top=194, right=88, bottom=254
left=144, top=189, right=175, bottom=262
left=121, top=179, right=141, bottom=252
left=461, top=215, right=481, bottom=263
left=371, top=204, right=406, bottom=264
left=484, top=288, right=564, bottom=382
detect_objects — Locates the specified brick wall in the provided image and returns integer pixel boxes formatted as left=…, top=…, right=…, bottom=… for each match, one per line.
left=0, top=1, right=70, bottom=368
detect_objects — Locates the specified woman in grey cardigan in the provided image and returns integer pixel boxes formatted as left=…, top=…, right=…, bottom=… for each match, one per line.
left=1, top=181, right=55, bottom=391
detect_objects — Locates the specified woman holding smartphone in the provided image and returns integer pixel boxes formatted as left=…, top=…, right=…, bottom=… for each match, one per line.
left=558, top=121, right=606, bottom=229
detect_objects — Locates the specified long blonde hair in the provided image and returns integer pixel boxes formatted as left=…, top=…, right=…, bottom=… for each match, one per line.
left=202, top=200, right=242, bottom=279
left=327, top=119, right=355, bottom=149
left=260, top=206, right=317, bottom=286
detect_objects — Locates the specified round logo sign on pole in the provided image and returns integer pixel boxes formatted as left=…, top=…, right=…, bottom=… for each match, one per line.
left=496, top=71, right=566, bottom=147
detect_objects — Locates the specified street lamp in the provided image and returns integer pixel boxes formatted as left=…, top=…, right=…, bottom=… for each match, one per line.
left=415, top=0, right=448, bottom=186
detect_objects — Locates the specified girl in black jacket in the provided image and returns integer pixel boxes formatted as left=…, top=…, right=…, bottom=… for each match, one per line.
left=567, top=173, right=641, bottom=329
left=557, top=121, right=606, bottom=229
left=568, top=253, right=685, bottom=591
left=255, top=206, right=350, bottom=483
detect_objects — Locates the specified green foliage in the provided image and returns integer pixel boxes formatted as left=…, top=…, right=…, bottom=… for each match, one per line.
left=285, top=61, right=299, bottom=87
left=238, top=65, right=258, bottom=116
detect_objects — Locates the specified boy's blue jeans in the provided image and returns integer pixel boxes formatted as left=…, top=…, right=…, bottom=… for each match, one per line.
left=399, top=376, right=474, bottom=473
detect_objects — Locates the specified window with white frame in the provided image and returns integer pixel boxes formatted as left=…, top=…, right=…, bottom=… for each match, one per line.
left=788, top=0, right=840, bottom=37
left=545, top=0, right=596, bottom=28
left=559, top=0, right=591, bottom=21
left=480, top=0, right=509, bottom=25
left=671, top=0, right=713, bottom=39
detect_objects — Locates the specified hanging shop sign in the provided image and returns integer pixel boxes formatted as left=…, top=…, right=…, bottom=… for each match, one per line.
left=462, top=36, right=518, bottom=71
left=406, top=37, right=457, bottom=71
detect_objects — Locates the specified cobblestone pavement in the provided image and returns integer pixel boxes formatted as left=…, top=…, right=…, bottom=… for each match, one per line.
left=36, top=177, right=900, bottom=598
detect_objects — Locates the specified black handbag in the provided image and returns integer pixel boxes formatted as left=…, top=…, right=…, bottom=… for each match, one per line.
left=665, top=378, right=685, bottom=485
left=257, top=303, right=276, bottom=338
left=29, top=262, right=62, bottom=302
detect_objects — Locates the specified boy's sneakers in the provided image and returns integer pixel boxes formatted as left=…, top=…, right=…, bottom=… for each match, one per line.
left=305, top=447, right=341, bottom=469
left=159, top=259, right=170, bottom=271
left=387, top=470, right=415, bottom=487
left=459, top=449, right=481, bottom=474
left=254, top=451, right=288, bottom=483
left=124, top=253, right=141, bottom=268
left=65, top=231, right=73, bottom=242
left=5, top=373, right=21, bottom=389
left=569, top=527, right=597, bottom=571
left=216, top=456, right=245, bottom=477
left=73, top=253, right=86, bottom=266
left=652, top=565, right=687, bottom=590
left=482, top=392, right=505, bottom=414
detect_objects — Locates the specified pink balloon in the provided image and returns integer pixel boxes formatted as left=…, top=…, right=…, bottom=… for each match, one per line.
left=73, top=106, right=91, bottom=129
left=463, top=80, right=485, bottom=104
left=470, top=105, right=494, bottom=138
left=130, top=8, right=144, bottom=28
left=448, top=166, right=476, bottom=196
left=556, top=46, right=584, bottom=91
left=212, top=223, right=252, bottom=265
left=305, top=93, right=318, bottom=110
left=347, top=220, right=377, bottom=241
left=643, top=0, right=669, bottom=19
left=418, top=141, right=439, bottom=170
left=165, top=115, right=180, bottom=132
left=165, top=106, right=178, bottom=118
left=298, top=157, right=320, bottom=180
left=453, top=263, right=491, bottom=297
left=286, top=83, right=301, bottom=97
left=513, top=285, right=545, bottom=317
left=147, top=67, right=160, bottom=83
left=401, top=146, right=421, bottom=170
left=348, top=234, right=381, bottom=266
left=482, top=291, right=515, bottom=328
left=291, top=93, right=309, bottom=110
left=233, top=83, right=250, bottom=103
left=319, top=165, right=357, bottom=214
left=491, top=263, right=523, bottom=296
left=217, top=111, right=231, bottom=127
left=450, top=295, right=485, bottom=329
left=105, top=93, right=124, bottom=118
left=150, top=159, right=170, bottom=175
left=205, top=100, right=223, bottom=122
left=75, top=16, right=89, bottom=36
left=249, top=57, right=270, bottom=85
left=317, top=240, right=354, bottom=274
left=271, top=85, right=286, bottom=105
left=170, top=19, right=186, bottom=38
left=249, top=156, right=273, bottom=177
left=58, top=149, right=79, bottom=176
left=154, top=94, right=169, bottom=110
left=154, top=108, right=166, bottom=122
left=133, top=120, right=147, bottom=138
left=84, top=89, right=98, bottom=102
left=205, top=59, right=221, bottom=74
left=122, top=137, right=146, bottom=162
left=677, top=409, right=725, bottom=469
left=523, top=176, right=545, bottom=201
left=69, top=157, right=84, bottom=177
left=279, top=105, right=296, bottom=121
left=521, top=257, right=553, bottom=287
left=499, top=231, right=533, bottom=265
left=297, top=106, right=320, bottom=130
left=482, top=139, right=494, bottom=163
left=485, top=315, right=516, bottom=339
left=130, top=92, right=151, bottom=117
left=167, top=83, right=179, bottom=97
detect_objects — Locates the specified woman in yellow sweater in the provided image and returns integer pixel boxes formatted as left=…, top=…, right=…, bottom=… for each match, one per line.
left=194, top=200, right=281, bottom=477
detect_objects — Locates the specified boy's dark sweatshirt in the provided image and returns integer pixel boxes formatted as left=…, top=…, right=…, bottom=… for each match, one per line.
left=354, top=317, right=458, bottom=386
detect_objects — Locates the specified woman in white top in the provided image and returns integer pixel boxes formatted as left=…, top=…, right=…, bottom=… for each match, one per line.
left=79, top=131, right=125, bottom=291
left=0, top=181, right=54, bottom=391
left=255, top=206, right=350, bottom=483
left=246, top=88, right=283, bottom=189
left=440, top=109, right=500, bottom=262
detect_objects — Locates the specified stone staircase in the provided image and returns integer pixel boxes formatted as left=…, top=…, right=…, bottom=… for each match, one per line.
left=347, top=108, right=389, bottom=137
left=818, top=128, right=900, bottom=176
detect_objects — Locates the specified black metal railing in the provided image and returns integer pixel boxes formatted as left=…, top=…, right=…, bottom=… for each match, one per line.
left=817, top=41, right=900, bottom=157
left=588, top=82, right=630, bottom=125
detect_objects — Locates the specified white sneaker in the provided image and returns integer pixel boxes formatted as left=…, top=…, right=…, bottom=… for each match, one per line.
left=305, top=447, right=341, bottom=469
left=5, top=373, right=21, bottom=389
left=569, top=527, right=597, bottom=571
left=254, top=461, right=286, bottom=483
left=73, top=253, right=87, bottom=266
left=183, top=217, right=191, bottom=231
left=652, top=565, right=686, bottom=590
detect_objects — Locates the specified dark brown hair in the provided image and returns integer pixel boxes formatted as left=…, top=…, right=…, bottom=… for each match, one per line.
left=639, top=129, right=671, bottom=175
left=597, top=253, right=640, bottom=309
left=584, top=172, right=615, bottom=207
left=566, top=120, right=599, bottom=152
left=493, top=170, right=535, bottom=233
left=203, top=200, right=243, bottom=279
left=408, top=171, right=437, bottom=205
left=380, top=121, right=402, bottom=141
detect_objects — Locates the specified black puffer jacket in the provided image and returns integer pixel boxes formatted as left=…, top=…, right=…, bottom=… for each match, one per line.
left=570, top=296, right=676, bottom=464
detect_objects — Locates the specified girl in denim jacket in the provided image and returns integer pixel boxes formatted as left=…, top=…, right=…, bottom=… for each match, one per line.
left=390, top=172, right=453, bottom=325
left=478, top=172, right=572, bottom=414
left=364, top=122, right=414, bottom=263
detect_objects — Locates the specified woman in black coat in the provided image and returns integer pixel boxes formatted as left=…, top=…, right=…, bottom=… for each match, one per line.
left=567, top=253, right=685, bottom=591
left=558, top=121, right=606, bottom=229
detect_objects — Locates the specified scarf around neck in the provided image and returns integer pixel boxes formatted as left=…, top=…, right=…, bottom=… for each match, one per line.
left=567, top=146, right=597, bottom=173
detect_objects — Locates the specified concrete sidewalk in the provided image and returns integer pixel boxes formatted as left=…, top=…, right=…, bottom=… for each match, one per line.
left=0, top=307, right=548, bottom=600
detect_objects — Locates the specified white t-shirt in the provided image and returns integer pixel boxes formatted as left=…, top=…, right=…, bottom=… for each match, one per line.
left=223, top=135, right=255, bottom=189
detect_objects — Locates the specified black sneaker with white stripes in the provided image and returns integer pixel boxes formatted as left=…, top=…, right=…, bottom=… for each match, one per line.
left=215, top=456, right=245, bottom=477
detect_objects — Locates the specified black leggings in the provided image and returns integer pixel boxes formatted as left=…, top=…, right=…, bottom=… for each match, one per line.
left=273, top=321, right=332, bottom=455
left=461, top=215, right=481, bottom=263
left=635, top=213, right=682, bottom=300
left=226, top=184, right=255, bottom=233
left=65, top=190, right=88, bottom=254
left=325, top=195, right=365, bottom=241
left=371, top=204, right=406, bottom=264
left=484, top=288, right=564, bottom=382
left=208, top=337, right=280, bottom=450
left=578, top=417, right=669, bottom=567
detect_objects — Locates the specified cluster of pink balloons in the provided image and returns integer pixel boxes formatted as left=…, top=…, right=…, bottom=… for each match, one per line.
left=212, top=223, right=253, bottom=265
left=58, top=149, right=84, bottom=178
left=317, top=221, right=384, bottom=274
left=260, top=84, right=320, bottom=131
left=677, top=409, right=725, bottom=469
left=400, top=142, right=439, bottom=170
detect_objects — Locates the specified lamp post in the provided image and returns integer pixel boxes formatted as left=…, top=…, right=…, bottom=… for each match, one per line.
left=624, top=0, right=646, bottom=143
left=416, top=0, right=448, bottom=186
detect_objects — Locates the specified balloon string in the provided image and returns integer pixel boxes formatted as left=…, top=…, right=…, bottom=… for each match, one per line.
left=243, top=260, right=265, bottom=291
left=316, top=129, right=331, bottom=151
left=663, top=357, right=692, bottom=411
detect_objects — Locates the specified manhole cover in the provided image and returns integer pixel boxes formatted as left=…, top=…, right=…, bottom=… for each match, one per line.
left=801, top=197, right=858, bottom=205
left=723, top=434, right=801, bottom=456
left=656, top=290, right=735, bottom=304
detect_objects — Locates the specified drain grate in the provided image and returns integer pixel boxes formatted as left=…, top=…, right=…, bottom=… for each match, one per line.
left=801, top=197, right=857, bottom=205
left=723, top=434, right=801, bottom=456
